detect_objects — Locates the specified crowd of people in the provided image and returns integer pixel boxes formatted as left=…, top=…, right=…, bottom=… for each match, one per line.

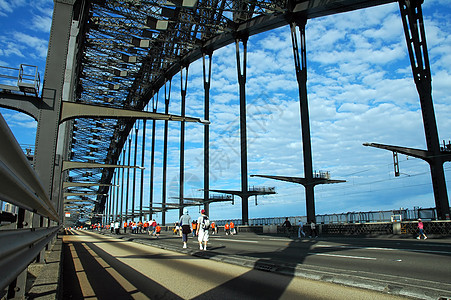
left=75, top=217, right=430, bottom=243
left=282, top=217, right=318, bottom=238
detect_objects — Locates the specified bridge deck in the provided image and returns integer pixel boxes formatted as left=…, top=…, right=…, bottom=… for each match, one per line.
left=57, top=229, right=451, bottom=299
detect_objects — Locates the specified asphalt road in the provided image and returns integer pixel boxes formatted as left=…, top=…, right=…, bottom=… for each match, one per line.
left=63, top=230, right=451, bottom=299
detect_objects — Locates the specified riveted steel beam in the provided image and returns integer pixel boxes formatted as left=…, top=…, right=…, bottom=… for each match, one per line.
left=64, top=192, right=106, bottom=197
left=62, top=182, right=116, bottom=188
left=62, top=160, right=144, bottom=171
left=60, top=101, right=209, bottom=124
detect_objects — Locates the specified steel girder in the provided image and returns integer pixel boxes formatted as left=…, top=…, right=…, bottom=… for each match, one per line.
left=67, top=0, right=398, bottom=216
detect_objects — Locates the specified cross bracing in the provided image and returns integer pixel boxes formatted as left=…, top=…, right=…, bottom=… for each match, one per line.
left=67, top=0, right=432, bottom=220
left=68, top=0, right=399, bottom=216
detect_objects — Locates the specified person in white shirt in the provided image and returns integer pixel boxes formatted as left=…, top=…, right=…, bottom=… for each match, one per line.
left=196, top=209, right=210, bottom=251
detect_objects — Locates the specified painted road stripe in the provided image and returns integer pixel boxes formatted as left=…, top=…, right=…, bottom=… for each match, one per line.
left=308, top=252, right=377, bottom=260
left=315, top=244, right=451, bottom=255
left=213, top=238, right=258, bottom=243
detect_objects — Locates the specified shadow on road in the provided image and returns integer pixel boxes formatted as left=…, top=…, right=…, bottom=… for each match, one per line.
left=62, top=233, right=184, bottom=299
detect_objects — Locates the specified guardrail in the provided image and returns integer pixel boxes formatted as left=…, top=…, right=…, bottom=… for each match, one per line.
left=0, top=226, right=60, bottom=292
left=0, top=114, right=58, bottom=220
left=0, top=113, right=60, bottom=297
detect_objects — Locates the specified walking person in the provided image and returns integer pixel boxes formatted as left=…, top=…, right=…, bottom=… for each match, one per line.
left=298, top=219, right=306, bottom=238
left=192, top=221, right=197, bottom=237
left=282, top=217, right=292, bottom=236
left=417, top=218, right=428, bottom=240
left=123, top=221, right=128, bottom=234
left=230, top=221, right=236, bottom=235
left=309, top=221, right=318, bottom=238
left=224, top=223, right=230, bottom=235
left=114, top=220, right=120, bottom=234
left=155, top=224, right=161, bottom=238
left=196, top=209, right=210, bottom=251
left=179, top=208, right=192, bottom=248
left=151, top=219, right=157, bottom=236
left=211, top=222, right=216, bottom=235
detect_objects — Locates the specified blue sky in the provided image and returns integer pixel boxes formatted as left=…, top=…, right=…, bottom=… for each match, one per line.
left=1, top=0, right=451, bottom=224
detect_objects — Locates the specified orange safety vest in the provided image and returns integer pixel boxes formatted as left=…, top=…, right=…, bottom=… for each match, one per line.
left=124, top=222, right=127, bottom=227
left=156, top=225, right=161, bottom=233
left=230, top=222, right=234, bottom=228
left=211, top=222, right=215, bottom=229
left=192, top=223, right=197, bottom=230
left=225, top=223, right=229, bottom=230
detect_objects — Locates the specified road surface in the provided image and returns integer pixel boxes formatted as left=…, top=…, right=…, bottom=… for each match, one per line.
left=62, top=230, right=424, bottom=299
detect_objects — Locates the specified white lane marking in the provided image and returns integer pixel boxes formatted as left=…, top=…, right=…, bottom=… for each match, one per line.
left=308, top=252, right=377, bottom=260
left=213, top=238, right=258, bottom=243
left=268, top=238, right=292, bottom=242
left=315, top=244, right=451, bottom=255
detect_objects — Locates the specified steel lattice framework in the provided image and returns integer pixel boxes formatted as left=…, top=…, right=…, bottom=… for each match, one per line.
left=68, top=0, right=415, bottom=219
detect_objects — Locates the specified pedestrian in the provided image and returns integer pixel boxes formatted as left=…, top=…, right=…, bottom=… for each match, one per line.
left=309, top=221, right=317, bottom=238
left=155, top=224, right=161, bottom=238
left=114, top=220, right=120, bottom=234
left=138, top=220, right=143, bottom=233
left=192, top=221, right=197, bottom=237
left=282, top=218, right=292, bottom=236
left=224, top=223, right=230, bottom=235
left=230, top=221, right=236, bottom=235
left=211, top=222, right=216, bottom=235
left=298, top=219, right=306, bottom=238
left=123, top=221, right=128, bottom=233
left=143, top=220, right=149, bottom=233
left=174, top=222, right=180, bottom=235
left=196, top=209, right=210, bottom=250
left=417, top=218, right=428, bottom=240
left=179, top=208, right=192, bottom=249
left=151, top=219, right=157, bottom=236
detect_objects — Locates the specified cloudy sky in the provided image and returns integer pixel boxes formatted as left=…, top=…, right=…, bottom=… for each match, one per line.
left=1, top=0, right=450, bottom=224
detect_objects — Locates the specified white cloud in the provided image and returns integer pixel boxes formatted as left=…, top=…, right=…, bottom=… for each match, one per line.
left=0, top=0, right=26, bottom=16
left=31, top=14, right=52, bottom=32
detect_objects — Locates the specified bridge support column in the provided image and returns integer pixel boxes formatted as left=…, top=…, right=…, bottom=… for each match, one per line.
left=140, top=120, right=146, bottom=221
left=121, top=149, right=125, bottom=222
left=162, top=80, right=172, bottom=226
left=127, top=137, right=133, bottom=222
left=290, top=18, right=316, bottom=224
left=399, top=0, right=450, bottom=219
left=33, top=0, right=75, bottom=213
left=149, top=96, right=158, bottom=220
left=235, top=36, right=249, bottom=225
left=203, top=51, right=212, bottom=215
left=179, top=65, right=189, bottom=217
left=132, top=126, right=138, bottom=221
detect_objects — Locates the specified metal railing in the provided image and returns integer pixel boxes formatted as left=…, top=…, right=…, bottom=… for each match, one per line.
left=0, top=113, right=60, bottom=297
left=211, top=207, right=446, bottom=227
left=0, top=64, right=40, bottom=96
